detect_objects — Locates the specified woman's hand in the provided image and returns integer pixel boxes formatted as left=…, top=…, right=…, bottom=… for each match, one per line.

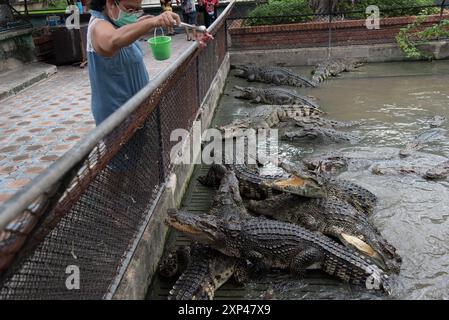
left=155, top=11, right=181, bottom=29
left=195, top=32, right=214, bottom=49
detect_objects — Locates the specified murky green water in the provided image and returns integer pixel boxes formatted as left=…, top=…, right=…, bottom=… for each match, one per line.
left=213, top=61, right=449, bottom=300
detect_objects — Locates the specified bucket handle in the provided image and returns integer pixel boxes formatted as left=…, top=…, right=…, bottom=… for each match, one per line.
left=154, top=27, right=165, bottom=38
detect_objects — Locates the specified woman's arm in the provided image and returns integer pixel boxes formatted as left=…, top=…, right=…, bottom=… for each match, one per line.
left=92, top=11, right=181, bottom=57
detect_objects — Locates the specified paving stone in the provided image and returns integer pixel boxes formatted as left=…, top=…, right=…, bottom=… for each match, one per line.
left=0, top=34, right=193, bottom=205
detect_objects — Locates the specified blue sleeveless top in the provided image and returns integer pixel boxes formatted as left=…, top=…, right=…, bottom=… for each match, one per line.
left=87, top=10, right=149, bottom=125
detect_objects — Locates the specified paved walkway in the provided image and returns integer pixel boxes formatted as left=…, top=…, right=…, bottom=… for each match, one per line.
left=0, top=33, right=193, bottom=204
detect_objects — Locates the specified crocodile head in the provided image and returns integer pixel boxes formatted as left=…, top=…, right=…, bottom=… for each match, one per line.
left=303, top=155, right=348, bottom=174
left=260, top=161, right=327, bottom=198
left=167, top=210, right=244, bottom=259
left=230, top=64, right=257, bottom=80
left=399, top=142, right=418, bottom=158
left=233, top=86, right=258, bottom=100
left=348, top=59, right=364, bottom=69
left=167, top=209, right=236, bottom=247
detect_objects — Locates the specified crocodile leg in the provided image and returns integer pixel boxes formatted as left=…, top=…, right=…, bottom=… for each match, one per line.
left=254, top=96, right=262, bottom=103
left=290, top=247, right=324, bottom=277
left=233, top=261, right=250, bottom=286
left=246, top=250, right=270, bottom=277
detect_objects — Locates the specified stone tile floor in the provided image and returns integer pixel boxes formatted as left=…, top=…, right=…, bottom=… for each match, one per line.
left=0, top=33, right=194, bottom=204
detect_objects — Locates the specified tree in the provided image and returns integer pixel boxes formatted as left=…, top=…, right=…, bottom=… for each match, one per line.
left=0, top=2, right=14, bottom=28
left=308, top=0, right=339, bottom=16
left=308, top=0, right=359, bottom=19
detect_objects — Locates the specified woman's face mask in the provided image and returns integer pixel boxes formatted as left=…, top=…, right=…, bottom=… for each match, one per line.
left=112, top=1, right=139, bottom=27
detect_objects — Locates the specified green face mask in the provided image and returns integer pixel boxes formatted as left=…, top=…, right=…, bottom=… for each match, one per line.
left=112, top=2, right=138, bottom=27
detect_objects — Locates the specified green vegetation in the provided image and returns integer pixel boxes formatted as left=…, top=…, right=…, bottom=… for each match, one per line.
left=244, top=0, right=314, bottom=27
left=47, top=0, right=69, bottom=9
left=396, top=18, right=449, bottom=60
left=245, top=0, right=439, bottom=26
left=340, top=0, right=439, bottom=19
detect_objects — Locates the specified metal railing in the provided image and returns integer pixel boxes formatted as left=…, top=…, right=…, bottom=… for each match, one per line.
left=226, top=2, right=449, bottom=51
left=228, top=1, right=449, bottom=24
left=0, top=0, right=234, bottom=299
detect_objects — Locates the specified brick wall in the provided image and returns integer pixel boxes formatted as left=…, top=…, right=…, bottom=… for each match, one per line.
left=228, top=15, right=449, bottom=51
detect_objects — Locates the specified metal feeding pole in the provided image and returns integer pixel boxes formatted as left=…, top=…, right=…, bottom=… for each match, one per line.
left=441, top=0, right=447, bottom=18
left=327, top=0, right=333, bottom=59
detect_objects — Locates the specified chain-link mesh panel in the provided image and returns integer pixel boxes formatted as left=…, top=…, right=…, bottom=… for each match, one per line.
left=0, top=102, right=162, bottom=299
left=0, top=2, right=233, bottom=299
left=197, top=39, right=218, bottom=103
left=159, top=57, right=200, bottom=176
left=228, top=2, right=449, bottom=50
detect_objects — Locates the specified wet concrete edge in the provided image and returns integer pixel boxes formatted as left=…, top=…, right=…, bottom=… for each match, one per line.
left=229, top=40, right=449, bottom=66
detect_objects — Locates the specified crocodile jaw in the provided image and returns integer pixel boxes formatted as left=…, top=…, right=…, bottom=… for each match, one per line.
left=166, top=210, right=218, bottom=244
left=262, top=175, right=326, bottom=198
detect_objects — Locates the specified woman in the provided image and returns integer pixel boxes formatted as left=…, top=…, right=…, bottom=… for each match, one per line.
left=87, top=0, right=181, bottom=125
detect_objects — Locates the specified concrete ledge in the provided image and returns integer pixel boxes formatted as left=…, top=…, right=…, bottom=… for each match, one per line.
left=229, top=41, right=449, bottom=66
left=0, top=62, right=57, bottom=101
left=112, top=53, right=230, bottom=300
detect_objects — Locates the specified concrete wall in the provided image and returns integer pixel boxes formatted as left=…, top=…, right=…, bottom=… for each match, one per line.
left=228, top=15, right=449, bottom=51
left=0, top=28, right=37, bottom=72
left=112, top=53, right=230, bottom=300
left=229, top=41, right=449, bottom=66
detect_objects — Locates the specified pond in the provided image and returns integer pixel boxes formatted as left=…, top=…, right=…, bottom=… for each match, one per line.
left=151, top=60, right=449, bottom=300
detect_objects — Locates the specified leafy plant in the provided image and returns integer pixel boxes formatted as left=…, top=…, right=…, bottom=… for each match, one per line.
left=396, top=18, right=449, bottom=60
left=244, top=0, right=314, bottom=26
left=244, top=0, right=439, bottom=26
left=339, top=0, right=439, bottom=19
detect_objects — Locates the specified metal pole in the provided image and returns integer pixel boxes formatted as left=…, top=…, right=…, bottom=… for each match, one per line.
left=327, top=0, right=333, bottom=59
left=24, top=0, right=29, bottom=16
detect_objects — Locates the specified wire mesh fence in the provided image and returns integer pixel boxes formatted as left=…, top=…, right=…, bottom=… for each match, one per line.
left=0, top=2, right=233, bottom=300
left=226, top=1, right=449, bottom=51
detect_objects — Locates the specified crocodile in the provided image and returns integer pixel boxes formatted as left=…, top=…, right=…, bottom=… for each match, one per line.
left=303, top=148, right=449, bottom=181
left=303, top=154, right=349, bottom=174
left=247, top=193, right=401, bottom=273
left=399, top=128, right=443, bottom=158
left=199, top=163, right=326, bottom=200
left=166, top=210, right=392, bottom=295
left=312, top=59, right=363, bottom=83
left=167, top=169, right=251, bottom=300
left=199, top=161, right=377, bottom=216
left=301, top=148, right=405, bottom=174
left=371, top=159, right=449, bottom=181
left=231, top=64, right=317, bottom=88
left=424, top=159, right=449, bottom=180
left=282, top=126, right=360, bottom=144
left=427, top=115, right=446, bottom=128
left=269, top=161, right=379, bottom=216
left=168, top=243, right=246, bottom=300
left=218, top=105, right=357, bottom=139
left=233, top=86, right=322, bottom=111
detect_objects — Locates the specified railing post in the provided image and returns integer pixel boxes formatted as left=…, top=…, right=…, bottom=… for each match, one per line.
left=327, top=0, right=333, bottom=59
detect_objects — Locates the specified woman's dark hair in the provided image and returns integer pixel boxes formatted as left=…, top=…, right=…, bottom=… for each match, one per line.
left=89, top=0, right=107, bottom=11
